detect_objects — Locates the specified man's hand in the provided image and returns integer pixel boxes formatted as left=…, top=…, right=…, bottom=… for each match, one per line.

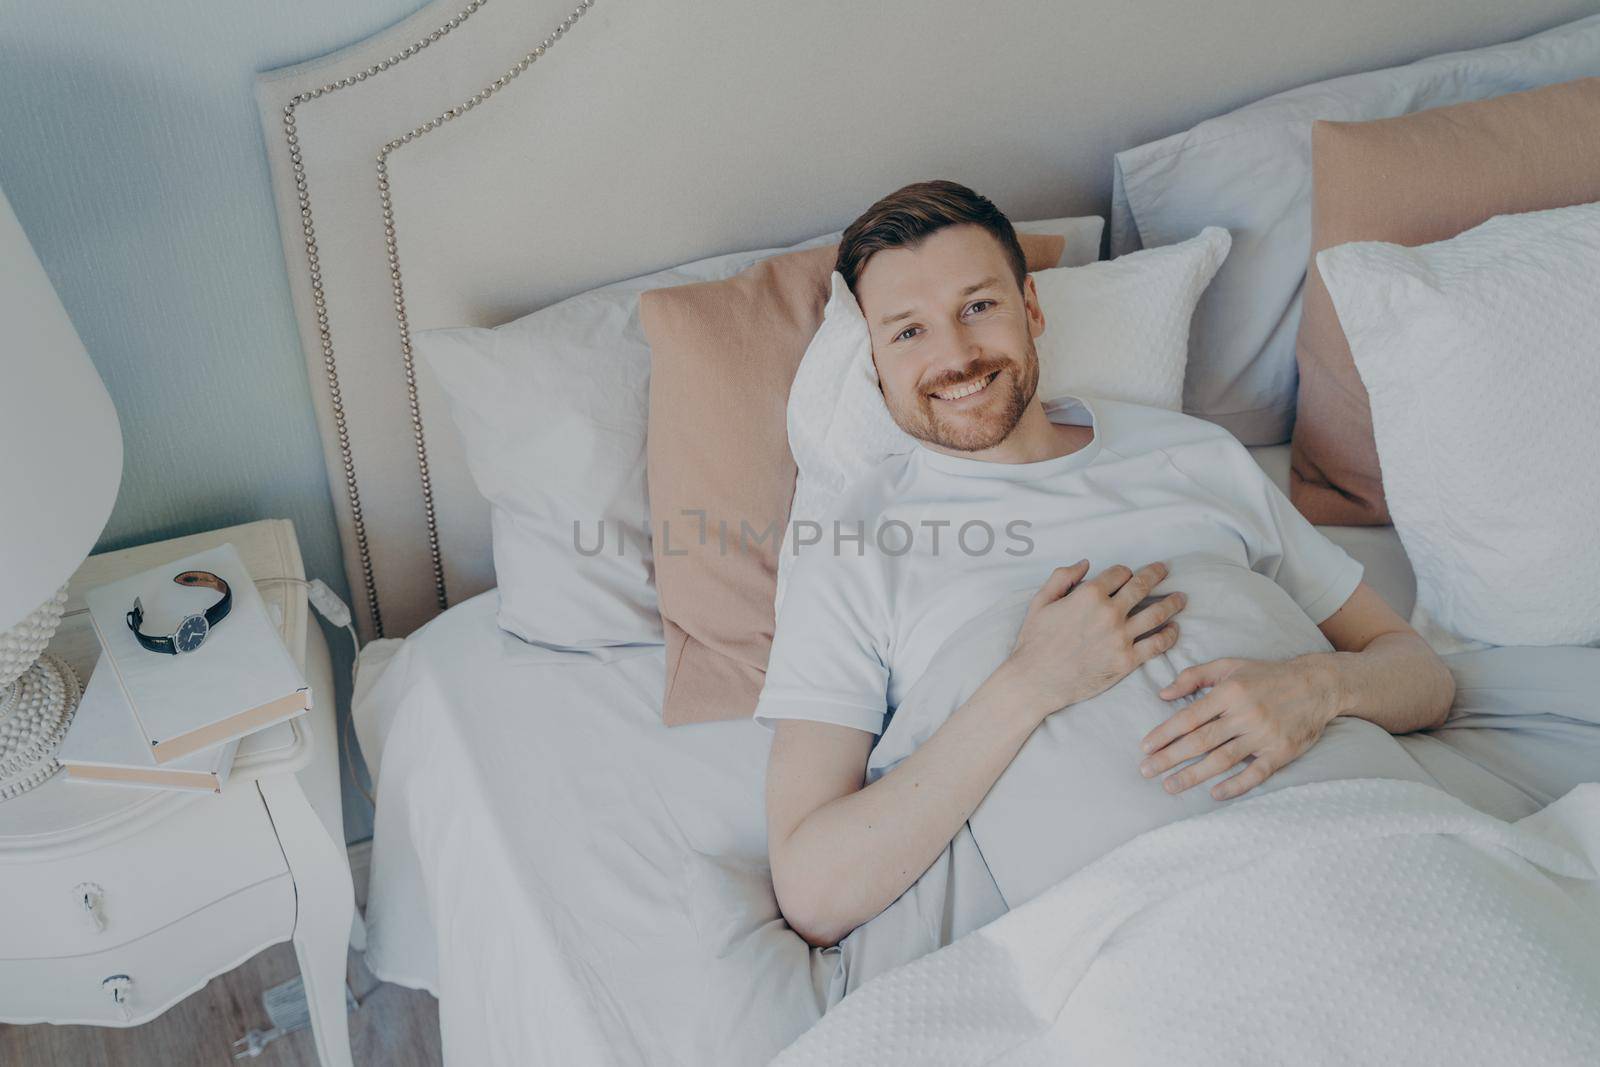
left=1003, top=559, right=1187, bottom=725
left=1137, top=656, right=1339, bottom=801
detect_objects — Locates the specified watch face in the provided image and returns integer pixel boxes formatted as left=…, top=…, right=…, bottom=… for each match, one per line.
left=175, top=614, right=210, bottom=654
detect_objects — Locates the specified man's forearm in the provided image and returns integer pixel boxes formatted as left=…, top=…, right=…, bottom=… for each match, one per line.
left=778, top=663, right=1044, bottom=949
left=1300, top=630, right=1456, bottom=735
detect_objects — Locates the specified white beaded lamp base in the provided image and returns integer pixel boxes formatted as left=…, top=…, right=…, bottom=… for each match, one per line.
left=0, top=586, right=82, bottom=801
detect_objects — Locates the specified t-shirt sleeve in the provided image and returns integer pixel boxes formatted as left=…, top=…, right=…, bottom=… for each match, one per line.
left=1171, top=433, right=1364, bottom=626
left=753, top=532, right=891, bottom=737
left=1251, top=468, right=1364, bottom=624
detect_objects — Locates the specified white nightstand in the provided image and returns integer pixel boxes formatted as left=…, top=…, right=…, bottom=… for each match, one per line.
left=0, top=519, right=356, bottom=1067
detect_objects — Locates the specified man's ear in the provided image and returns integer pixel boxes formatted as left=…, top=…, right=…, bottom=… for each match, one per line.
left=1023, top=274, right=1046, bottom=340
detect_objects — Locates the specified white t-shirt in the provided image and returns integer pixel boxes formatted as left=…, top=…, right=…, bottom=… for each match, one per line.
left=753, top=394, right=1364, bottom=737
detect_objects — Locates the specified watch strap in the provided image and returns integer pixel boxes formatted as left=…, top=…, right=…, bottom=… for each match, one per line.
left=125, top=571, right=232, bottom=654
left=174, top=570, right=231, bottom=628
left=125, top=597, right=176, bottom=654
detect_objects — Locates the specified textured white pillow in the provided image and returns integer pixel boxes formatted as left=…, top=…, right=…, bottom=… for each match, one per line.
left=1317, top=200, right=1600, bottom=654
left=417, top=240, right=811, bottom=652
left=777, top=227, right=1230, bottom=613
left=1032, top=230, right=1230, bottom=410
left=1111, top=11, right=1600, bottom=445
left=420, top=217, right=1101, bottom=651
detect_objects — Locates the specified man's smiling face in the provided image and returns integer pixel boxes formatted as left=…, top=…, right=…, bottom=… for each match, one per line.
left=854, top=223, right=1046, bottom=454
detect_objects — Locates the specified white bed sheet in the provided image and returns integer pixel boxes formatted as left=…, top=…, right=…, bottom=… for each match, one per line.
left=351, top=591, right=811, bottom=1065
left=351, top=446, right=1595, bottom=1065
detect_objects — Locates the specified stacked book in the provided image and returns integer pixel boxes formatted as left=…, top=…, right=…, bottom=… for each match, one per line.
left=55, top=542, right=312, bottom=794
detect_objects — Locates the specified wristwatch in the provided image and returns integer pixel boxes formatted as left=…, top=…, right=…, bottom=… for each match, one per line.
left=125, top=570, right=232, bottom=655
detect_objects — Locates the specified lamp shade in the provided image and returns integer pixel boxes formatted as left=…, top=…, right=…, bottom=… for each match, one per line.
left=0, top=184, right=123, bottom=630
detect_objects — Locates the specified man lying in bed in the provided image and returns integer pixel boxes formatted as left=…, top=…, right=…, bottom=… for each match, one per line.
left=756, top=180, right=1457, bottom=951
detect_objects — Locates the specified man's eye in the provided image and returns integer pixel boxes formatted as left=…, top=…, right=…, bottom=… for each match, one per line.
left=894, top=326, right=921, bottom=343
left=966, top=300, right=995, bottom=315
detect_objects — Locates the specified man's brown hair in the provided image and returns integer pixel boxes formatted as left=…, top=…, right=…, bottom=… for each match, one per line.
left=835, top=179, right=1027, bottom=296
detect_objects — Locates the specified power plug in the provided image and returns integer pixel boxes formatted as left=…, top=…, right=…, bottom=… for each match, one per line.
left=305, top=578, right=353, bottom=630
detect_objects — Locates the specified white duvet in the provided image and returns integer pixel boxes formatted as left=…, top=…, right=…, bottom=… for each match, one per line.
left=352, top=590, right=1600, bottom=1065
left=776, top=776, right=1600, bottom=1065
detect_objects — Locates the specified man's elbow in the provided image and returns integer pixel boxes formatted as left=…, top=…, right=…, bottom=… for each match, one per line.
left=772, top=868, right=850, bottom=950
left=1404, top=636, right=1456, bottom=731
left=1379, top=629, right=1455, bottom=732
left=1426, top=656, right=1457, bottom=730
left=785, top=908, right=847, bottom=951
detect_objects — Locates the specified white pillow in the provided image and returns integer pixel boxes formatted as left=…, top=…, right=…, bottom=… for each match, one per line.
left=417, top=243, right=802, bottom=651
left=418, top=217, right=1101, bottom=651
left=777, top=226, right=1230, bottom=614
left=1032, top=231, right=1229, bottom=410
left=1111, top=11, right=1600, bottom=446
left=1316, top=200, right=1600, bottom=654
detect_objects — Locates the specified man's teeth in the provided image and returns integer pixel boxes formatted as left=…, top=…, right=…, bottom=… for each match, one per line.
left=933, top=372, right=996, bottom=402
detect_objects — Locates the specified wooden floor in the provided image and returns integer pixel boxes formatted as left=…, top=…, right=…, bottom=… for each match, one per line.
left=0, top=943, right=442, bottom=1066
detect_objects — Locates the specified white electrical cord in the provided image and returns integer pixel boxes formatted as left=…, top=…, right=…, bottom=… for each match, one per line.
left=252, top=577, right=374, bottom=808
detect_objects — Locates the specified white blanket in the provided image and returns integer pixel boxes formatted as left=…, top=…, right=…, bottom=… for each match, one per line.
left=775, top=777, right=1600, bottom=1064
left=350, top=590, right=1600, bottom=1064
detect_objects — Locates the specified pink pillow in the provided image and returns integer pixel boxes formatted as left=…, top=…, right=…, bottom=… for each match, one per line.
left=1291, top=77, right=1600, bottom=525
left=641, top=232, right=1067, bottom=726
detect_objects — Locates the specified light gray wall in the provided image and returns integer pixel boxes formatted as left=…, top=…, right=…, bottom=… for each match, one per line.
left=0, top=0, right=429, bottom=843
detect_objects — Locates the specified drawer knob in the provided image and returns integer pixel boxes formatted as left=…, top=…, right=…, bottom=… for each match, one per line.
left=75, top=882, right=107, bottom=933
left=102, top=974, right=134, bottom=1021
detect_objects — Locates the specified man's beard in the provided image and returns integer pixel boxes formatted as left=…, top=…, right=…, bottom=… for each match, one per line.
left=886, top=341, right=1040, bottom=453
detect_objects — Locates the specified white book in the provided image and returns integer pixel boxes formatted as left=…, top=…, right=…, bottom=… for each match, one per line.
left=83, top=542, right=312, bottom=764
left=57, top=657, right=239, bottom=794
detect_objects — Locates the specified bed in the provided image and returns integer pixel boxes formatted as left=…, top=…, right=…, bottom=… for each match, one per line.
left=344, top=572, right=1600, bottom=1063
left=252, top=2, right=1600, bottom=1062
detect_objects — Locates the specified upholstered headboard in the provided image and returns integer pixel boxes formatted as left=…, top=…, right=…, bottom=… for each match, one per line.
left=254, top=0, right=1588, bottom=640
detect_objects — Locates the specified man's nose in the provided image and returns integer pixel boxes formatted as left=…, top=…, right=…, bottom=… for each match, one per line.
left=927, top=325, right=984, bottom=378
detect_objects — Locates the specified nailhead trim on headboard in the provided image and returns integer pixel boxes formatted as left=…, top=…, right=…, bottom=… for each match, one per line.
left=279, top=0, right=598, bottom=637
left=376, top=0, right=599, bottom=620
left=278, top=0, right=490, bottom=637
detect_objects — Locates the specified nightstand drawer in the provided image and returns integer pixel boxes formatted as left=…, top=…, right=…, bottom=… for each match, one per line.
left=0, top=872, right=295, bottom=1026
left=0, top=783, right=288, bottom=961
